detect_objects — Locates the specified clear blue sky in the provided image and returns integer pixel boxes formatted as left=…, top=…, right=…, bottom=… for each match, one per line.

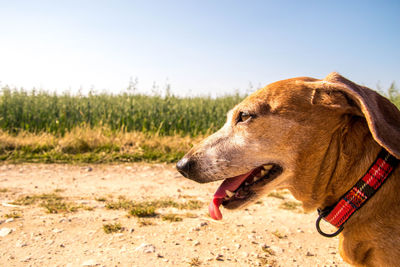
left=0, top=0, right=399, bottom=96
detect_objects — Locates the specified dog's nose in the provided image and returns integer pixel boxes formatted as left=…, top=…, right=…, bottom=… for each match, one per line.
left=176, top=157, right=194, bottom=178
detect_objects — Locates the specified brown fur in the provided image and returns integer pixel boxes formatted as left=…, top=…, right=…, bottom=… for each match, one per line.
left=177, top=73, right=400, bottom=266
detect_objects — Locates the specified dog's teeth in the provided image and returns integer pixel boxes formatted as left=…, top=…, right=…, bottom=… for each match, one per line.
left=225, top=190, right=234, bottom=198
left=245, top=182, right=249, bottom=186
left=254, top=173, right=262, bottom=179
left=260, top=170, right=267, bottom=177
left=263, top=164, right=273, bottom=171
left=253, top=176, right=260, bottom=182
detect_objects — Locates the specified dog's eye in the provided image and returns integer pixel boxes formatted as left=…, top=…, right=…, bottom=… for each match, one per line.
left=237, top=111, right=252, bottom=123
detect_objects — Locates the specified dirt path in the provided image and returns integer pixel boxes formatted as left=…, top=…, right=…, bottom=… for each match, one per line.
left=0, top=163, right=348, bottom=266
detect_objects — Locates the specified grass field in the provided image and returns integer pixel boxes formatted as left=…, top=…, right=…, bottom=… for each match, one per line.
left=0, top=87, right=243, bottom=136
left=0, top=126, right=202, bottom=163
left=0, top=83, right=398, bottom=163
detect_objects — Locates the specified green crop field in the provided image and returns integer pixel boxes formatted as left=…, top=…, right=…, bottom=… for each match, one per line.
left=0, top=83, right=398, bottom=164
left=0, top=87, right=243, bottom=136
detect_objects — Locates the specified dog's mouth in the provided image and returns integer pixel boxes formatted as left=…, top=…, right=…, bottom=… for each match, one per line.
left=209, top=164, right=283, bottom=220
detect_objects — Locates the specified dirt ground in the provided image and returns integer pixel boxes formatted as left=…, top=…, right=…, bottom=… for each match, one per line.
left=0, top=163, right=348, bottom=267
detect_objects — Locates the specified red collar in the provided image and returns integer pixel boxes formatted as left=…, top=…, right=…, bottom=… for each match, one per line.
left=316, top=149, right=399, bottom=237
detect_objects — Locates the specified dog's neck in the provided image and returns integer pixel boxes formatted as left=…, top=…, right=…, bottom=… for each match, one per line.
left=315, top=116, right=400, bottom=265
left=291, top=115, right=398, bottom=211
left=289, top=116, right=382, bottom=211
left=322, top=116, right=382, bottom=208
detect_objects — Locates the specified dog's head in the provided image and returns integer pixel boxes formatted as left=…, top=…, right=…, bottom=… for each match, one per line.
left=177, top=73, right=400, bottom=220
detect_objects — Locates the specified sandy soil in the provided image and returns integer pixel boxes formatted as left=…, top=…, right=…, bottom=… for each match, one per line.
left=0, top=163, right=349, bottom=267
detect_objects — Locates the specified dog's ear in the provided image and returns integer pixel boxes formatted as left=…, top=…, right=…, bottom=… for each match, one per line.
left=311, top=72, right=400, bottom=159
left=311, top=87, right=362, bottom=115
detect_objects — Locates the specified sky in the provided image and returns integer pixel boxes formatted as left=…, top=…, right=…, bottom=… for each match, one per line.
left=0, top=0, right=399, bottom=96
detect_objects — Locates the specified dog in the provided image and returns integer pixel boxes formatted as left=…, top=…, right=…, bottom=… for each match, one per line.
left=176, top=73, right=400, bottom=266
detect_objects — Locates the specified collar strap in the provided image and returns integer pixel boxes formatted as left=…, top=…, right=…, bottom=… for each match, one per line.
left=316, top=149, right=399, bottom=237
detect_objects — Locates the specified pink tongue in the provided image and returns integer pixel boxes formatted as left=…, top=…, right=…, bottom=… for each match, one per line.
left=209, top=171, right=253, bottom=220
left=208, top=198, right=223, bottom=220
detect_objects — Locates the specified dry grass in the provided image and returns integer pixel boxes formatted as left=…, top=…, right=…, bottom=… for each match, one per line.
left=0, top=126, right=202, bottom=163
left=105, top=198, right=204, bottom=211
left=105, top=197, right=135, bottom=210
left=261, top=245, right=276, bottom=256
left=103, top=223, right=124, bottom=234
left=177, top=200, right=203, bottom=210
left=13, top=193, right=63, bottom=206
left=184, top=212, right=198, bottom=218
left=188, top=257, right=201, bottom=266
left=5, top=211, right=22, bottom=219
left=12, top=193, right=82, bottom=213
left=161, top=213, right=183, bottom=222
left=0, top=130, right=57, bottom=150
left=137, top=219, right=155, bottom=227
left=53, top=188, right=65, bottom=193
left=258, top=246, right=278, bottom=266
left=95, top=197, right=107, bottom=202
left=271, top=230, right=287, bottom=239
left=279, top=201, right=302, bottom=210
left=268, top=191, right=286, bottom=200
left=129, top=205, right=157, bottom=218
left=104, top=197, right=204, bottom=220
left=258, top=256, right=278, bottom=267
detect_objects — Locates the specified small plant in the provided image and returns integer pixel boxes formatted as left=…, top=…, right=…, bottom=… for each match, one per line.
left=105, top=198, right=204, bottom=220
left=95, top=197, right=107, bottom=202
left=184, top=212, right=198, bottom=218
left=12, top=193, right=80, bottom=213
left=268, top=191, right=285, bottom=200
left=39, top=194, right=71, bottom=213
left=152, top=199, right=178, bottom=208
left=79, top=205, right=94, bottom=211
left=54, top=188, right=65, bottom=193
left=0, top=188, right=8, bottom=193
left=41, top=198, right=74, bottom=214
left=188, top=257, right=201, bottom=266
left=257, top=255, right=277, bottom=267
left=137, top=218, right=155, bottom=227
left=261, top=245, right=276, bottom=256
left=103, top=223, right=123, bottom=234
left=279, top=201, right=301, bottom=210
left=13, top=193, right=63, bottom=205
left=178, top=200, right=203, bottom=210
left=161, top=213, right=182, bottom=222
left=5, top=211, right=22, bottom=219
left=105, top=197, right=135, bottom=210
left=12, top=195, right=39, bottom=206
left=271, top=230, right=286, bottom=239
left=130, top=205, right=157, bottom=218
left=180, top=195, right=195, bottom=199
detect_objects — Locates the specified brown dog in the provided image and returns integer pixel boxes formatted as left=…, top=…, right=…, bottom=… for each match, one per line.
left=176, top=73, right=400, bottom=266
